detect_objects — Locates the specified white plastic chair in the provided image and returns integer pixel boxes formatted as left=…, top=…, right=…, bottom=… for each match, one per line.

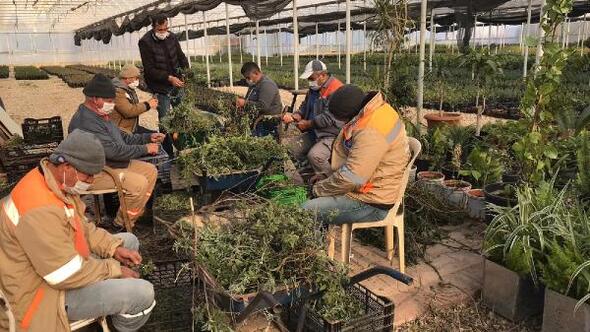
left=328, top=137, right=422, bottom=274
left=70, top=317, right=110, bottom=331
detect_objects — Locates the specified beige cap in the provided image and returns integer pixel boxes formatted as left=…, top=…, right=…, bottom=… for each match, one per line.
left=119, top=64, right=140, bottom=78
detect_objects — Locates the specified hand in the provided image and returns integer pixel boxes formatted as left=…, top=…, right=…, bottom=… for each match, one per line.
left=296, top=120, right=313, bottom=131
left=148, top=98, right=158, bottom=109
left=236, top=97, right=246, bottom=108
left=292, top=113, right=302, bottom=122
left=309, top=174, right=326, bottom=185
left=168, top=76, right=185, bottom=88
left=114, top=246, right=142, bottom=267
left=150, top=133, right=166, bottom=143
left=120, top=266, right=140, bottom=279
left=282, top=113, right=294, bottom=124
left=146, top=143, right=160, bottom=155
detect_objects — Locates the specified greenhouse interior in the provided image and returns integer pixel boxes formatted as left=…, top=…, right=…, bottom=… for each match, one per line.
left=1, top=0, right=590, bottom=331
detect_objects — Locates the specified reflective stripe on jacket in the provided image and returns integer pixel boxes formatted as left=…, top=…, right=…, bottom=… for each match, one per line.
left=0, top=159, right=123, bottom=332
left=313, top=92, right=410, bottom=205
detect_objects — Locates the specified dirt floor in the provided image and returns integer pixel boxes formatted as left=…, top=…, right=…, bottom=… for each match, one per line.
left=2, top=77, right=526, bottom=331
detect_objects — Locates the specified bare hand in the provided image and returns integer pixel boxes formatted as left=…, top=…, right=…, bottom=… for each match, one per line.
left=146, top=143, right=159, bottom=155
left=114, top=246, right=142, bottom=267
left=236, top=97, right=246, bottom=108
left=292, top=113, right=302, bottom=122
left=121, top=266, right=140, bottom=279
left=168, top=76, right=185, bottom=88
left=150, top=133, right=166, bottom=143
left=148, top=98, right=158, bottom=109
left=282, top=113, right=294, bottom=124
left=309, top=174, right=326, bottom=185
left=296, top=119, right=313, bottom=131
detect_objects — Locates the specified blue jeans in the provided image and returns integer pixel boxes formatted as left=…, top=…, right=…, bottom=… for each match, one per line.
left=65, top=233, right=155, bottom=332
left=302, top=195, right=389, bottom=225
left=155, top=93, right=174, bottom=157
left=253, top=121, right=279, bottom=140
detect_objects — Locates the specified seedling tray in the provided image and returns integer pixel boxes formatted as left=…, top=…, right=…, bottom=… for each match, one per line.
left=138, top=150, right=171, bottom=184
left=143, top=259, right=193, bottom=290
left=0, top=142, right=57, bottom=167
left=22, top=116, right=64, bottom=145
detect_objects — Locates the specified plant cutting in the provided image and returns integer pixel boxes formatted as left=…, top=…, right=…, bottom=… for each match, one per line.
left=460, top=147, right=504, bottom=188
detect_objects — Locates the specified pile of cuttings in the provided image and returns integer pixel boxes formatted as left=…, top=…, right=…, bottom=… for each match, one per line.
left=177, top=202, right=364, bottom=323
left=178, top=135, right=286, bottom=178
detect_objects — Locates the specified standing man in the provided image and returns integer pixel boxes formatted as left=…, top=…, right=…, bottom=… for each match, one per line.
left=139, top=14, right=189, bottom=156
left=236, top=62, right=283, bottom=138
left=283, top=60, right=344, bottom=180
left=0, top=130, right=155, bottom=332
left=68, top=74, right=161, bottom=230
left=112, top=64, right=159, bottom=134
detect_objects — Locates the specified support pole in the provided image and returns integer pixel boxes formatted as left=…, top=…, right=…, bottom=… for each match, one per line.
left=582, top=14, right=588, bottom=56
left=315, top=6, right=319, bottom=59
left=293, top=0, right=300, bottom=90
left=279, top=26, right=283, bottom=66
left=337, top=21, right=342, bottom=69
left=345, top=0, right=351, bottom=84
left=535, top=0, right=547, bottom=67
left=566, top=18, right=571, bottom=47
left=184, top=15, right=191, bottom=68
left=429, top=11, right=435, bottom=72
left=202, top=11, right=211, bottom=87
left=250, top=28, right=255, bottom=62
left=417, top=0, right=427, bottom=135
left=192, top=24, right=197, bottom=63
left=363, top=20, right=367, bottom=71
left=523, top=0, right=533, bottom=77
left=239, top=34, right=243, bottom=64
left=225, top=3, right=233, bottom=87
left=264, top=28, right=269, bottom=66
left=256, top=20, right=261, bottom=68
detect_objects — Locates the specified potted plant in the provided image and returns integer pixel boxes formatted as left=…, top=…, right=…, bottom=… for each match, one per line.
left=423, top=63, right=462, bottom=129
left=482, top=183, right=565, bottom=321
left=460, top=147, right=503, bottom=220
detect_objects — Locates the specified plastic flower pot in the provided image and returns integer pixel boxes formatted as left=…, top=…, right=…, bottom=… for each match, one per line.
left=417, top=171, right=445, bottom=195
left=415, top=157, right=431, bottom=172
left=423, top=112, right=462, bottom=130
left=483, top=182, right=517, bottom=223
left=441, top=179, right=471, bottom=208
left=541, top=288, right=590, bottom=332
left=466, top=189, right=485, bottom=220
left=408, top=165, right=417, bottom=184
left=482, top=258, right=545, bottom=322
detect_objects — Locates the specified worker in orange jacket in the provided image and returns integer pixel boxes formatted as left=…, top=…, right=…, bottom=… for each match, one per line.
left=0, top=130, right=155, bottom=332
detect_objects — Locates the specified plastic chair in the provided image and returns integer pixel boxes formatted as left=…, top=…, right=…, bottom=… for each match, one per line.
left=329, top=137, right=422, bottom=274
left=70, top=317, right=110, bottom=332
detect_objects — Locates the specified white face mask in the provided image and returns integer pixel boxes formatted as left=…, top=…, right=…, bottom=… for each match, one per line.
left=98, top=102, right=115, bottom=115
left=155, top=31, right=169, bottom=40
left=128, top=80, right=140, bottom=89
left=246, top=79, right=256, bottom=87
left=308, top=80, right=320, bottom=90
left=63, top=170, right=91, bottom=195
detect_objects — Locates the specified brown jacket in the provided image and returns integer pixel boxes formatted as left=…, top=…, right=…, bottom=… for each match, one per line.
left=314, top=92, right=410, bottom=205
left=112, top=80, right=149, bottom=133
left=0, top=159, right=123, bottom=332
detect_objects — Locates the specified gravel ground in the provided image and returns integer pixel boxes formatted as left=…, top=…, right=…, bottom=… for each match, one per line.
left=0, top=76, right=159, bottom=132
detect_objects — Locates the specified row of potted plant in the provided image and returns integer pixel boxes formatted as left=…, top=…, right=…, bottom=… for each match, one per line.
left=14, top=66, right=49, bottom=80
left=41, top=66, right=95, bottom=88
left=0, top=65, right=8, bottom=79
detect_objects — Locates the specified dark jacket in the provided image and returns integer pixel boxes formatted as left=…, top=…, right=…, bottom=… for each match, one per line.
left=245, top=75, right=282, bottom=116
left=111, top=77, right=150, bottom=133
left=295, top=76, right=345, bottom=139
left=138, top=31, right=189, bottom=94
left=68, top=104, right=150, bottom=168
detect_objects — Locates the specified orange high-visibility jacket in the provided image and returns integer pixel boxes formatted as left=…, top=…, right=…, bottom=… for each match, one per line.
left=0, top=159, right=123, bottom=332
left=314, top=92, right=410, bottom=205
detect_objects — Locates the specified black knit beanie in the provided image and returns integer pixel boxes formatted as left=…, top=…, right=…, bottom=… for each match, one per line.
left=328, top=85, right=366, bottom=121
left=83, top=73, right=116, bottom=98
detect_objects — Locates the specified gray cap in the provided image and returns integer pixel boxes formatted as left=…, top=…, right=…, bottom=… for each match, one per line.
left=300, top=60, right=328, bottom=79
left=49, top=129, right=105, bottom=175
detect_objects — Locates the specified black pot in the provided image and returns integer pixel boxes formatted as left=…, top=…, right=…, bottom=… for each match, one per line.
left=484, top=182, right=517, bottom=223
left=415, top=158, right=431, bottom=172
left=441, top=164, right=459, bottom=179
left=502, top=173, right=520, bottom=183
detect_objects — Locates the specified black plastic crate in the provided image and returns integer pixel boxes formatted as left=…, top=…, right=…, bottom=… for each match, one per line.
left=144, top=259, right=193, bottom=290
left=22, top=116, right=64, bottom=145
left=139, top=151, right=171, bottom=184
left=282, top=284, right=395, bottom=332
left=4, top=161, right=39, bottom=180
left=142, top=285, right=199, bottom=332
left=0, top=142, right=57, bottom=167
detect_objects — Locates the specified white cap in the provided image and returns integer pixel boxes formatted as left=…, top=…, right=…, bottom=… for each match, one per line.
left=300, top=60, right=328, bottom=79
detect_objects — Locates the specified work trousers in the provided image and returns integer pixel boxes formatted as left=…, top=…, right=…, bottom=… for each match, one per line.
left=287, top=132, right=334, bottom=177
left=90, top=160, right=157, bottom=228
left=65, top=233, right=155, bottom=332
left=302, top=195, right=389, bottom=225
left=155, top=93, right=174, bottom=157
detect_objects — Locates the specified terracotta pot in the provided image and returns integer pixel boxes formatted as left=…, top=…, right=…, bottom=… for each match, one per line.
left=443, top=179, right=472, bottom=192
left=416, top=171, right=445, bottom=182
left=424, top=112, right=463, bottom=129
left=442, top=180, right=471, bottom=207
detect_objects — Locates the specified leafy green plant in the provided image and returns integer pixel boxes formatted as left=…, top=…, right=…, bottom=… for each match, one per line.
left=576, top=131, right=590, bottom=198
left=512, top=131, right=559, bottom=184
left=0, top=65, right=8, bottom=79
left=460, top=147, right=504, bottom=187
left=178, top=135, right=285, bottom=179
left=14, top=66, right=48, bottom=80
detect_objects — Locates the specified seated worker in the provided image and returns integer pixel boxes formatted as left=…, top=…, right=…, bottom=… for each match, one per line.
left=68, top=74, right=163, bottom=229
left=283, top=60, right=344, bottom=179
left=303, top=85, right=410, bottom=225
left=112, top=64, right=159, bottom=134
left=0, top=130, right=155, bottom=332
left=236, top=62, right=283, bottom=138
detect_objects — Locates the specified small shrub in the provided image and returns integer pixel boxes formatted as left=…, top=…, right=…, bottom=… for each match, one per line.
left=0, top=65, right=8, bottom=79
left=14, top=66, right=48, bottom=80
